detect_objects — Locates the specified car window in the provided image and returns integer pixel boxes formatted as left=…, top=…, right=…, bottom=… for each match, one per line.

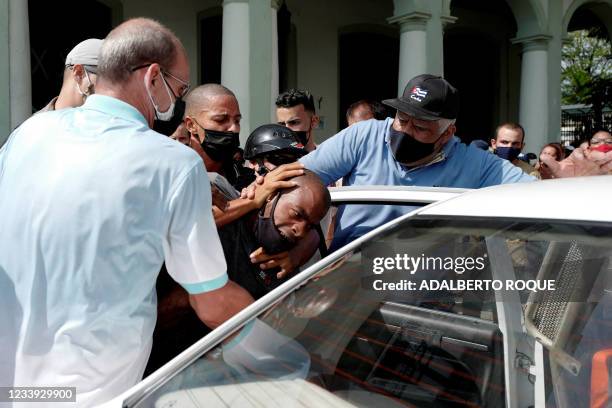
left=135, top=217, right=612, bottom=408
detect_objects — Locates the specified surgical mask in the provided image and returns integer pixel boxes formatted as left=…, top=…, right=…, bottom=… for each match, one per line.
left=388, top=127, right=441, bottom=164
left=590, top=144, right=612, bottom=153
left=146, top=74, right=186, bottom=136
left=200, top=128, right=240, bottom=163
left=293, top=131, right=310, bottom=146
left=495, top=146, right=521, bottom=162
left=255, top=192, right=295, bottom=255
left=76, top=69, right=94, bottom=99
left=153, top=99, right=185, bottom=136
left=145, top=74, right=176, bottom=121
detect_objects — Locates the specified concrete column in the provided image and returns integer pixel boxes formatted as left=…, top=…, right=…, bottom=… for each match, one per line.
left=221, top=0, right=278, bottom=144
left=512, top=35, right=552, bottom=154
left=0, top=0, right=31, bottom=147
left=270, top=0, right=280, bottom=122
left=388, top=12, right=430, bottom=96
left=221, top=0, right=250, bottom=143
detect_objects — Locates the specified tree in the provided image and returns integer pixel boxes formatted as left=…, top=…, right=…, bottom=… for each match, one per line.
left=561, top=29, right=612, bottom=132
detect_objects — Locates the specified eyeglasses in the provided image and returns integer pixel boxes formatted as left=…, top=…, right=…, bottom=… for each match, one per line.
left=131, top=63, right=190, bottom=98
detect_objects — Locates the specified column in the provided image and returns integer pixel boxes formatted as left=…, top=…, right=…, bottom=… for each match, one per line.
left=0, top=0, right=31, bottom=147
left=388, top=12, right=430, bottom=96
left=512, top=35, right=552, bottom=155
left=221, top=0, right=278, bottom=145
left=270, top=0, right=280, bottom=122
left=221, top=0, right=250, bottom=143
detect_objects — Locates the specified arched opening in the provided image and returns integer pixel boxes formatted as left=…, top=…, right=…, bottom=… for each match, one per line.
left=338, top=27, right=398, bottom=128
left=444, top=0, right=518, bottom=144
left=29, top=0, right=113, bottom=111
left=561, top=2, right=612, bottom=144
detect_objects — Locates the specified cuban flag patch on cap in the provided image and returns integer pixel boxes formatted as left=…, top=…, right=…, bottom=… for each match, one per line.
left=410, top=86, right=428, bottom=102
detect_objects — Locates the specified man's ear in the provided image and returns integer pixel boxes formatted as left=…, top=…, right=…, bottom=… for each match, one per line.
left=439, top=123, right=456, bottom=145
left=72, top=64, right=84, bottom=82
left=143, top=63, right=162, bottom=88
left=310, top=114, right=320, bottom=130
left=490, top=138, right=497, bottom=149
left=184, top=116, right=197, bottom=135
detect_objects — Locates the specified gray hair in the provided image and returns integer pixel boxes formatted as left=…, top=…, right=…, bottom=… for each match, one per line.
left=98, top=18, right=182, bottom=83
left=438, top=118, right=456, bottom=135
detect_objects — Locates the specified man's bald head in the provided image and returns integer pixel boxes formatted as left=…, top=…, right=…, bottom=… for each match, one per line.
left=185, top=84, right=237, bottom=116
left=98, top=18, right=186, bottom=84
left=288, top=170, right=331, bottom=214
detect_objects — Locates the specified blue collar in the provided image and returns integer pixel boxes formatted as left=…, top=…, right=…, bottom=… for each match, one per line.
left=82, top=95, right=148, bottom=127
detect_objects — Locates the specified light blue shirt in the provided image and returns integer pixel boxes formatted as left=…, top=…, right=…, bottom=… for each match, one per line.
left=300, top=118, right=535, bottom=250
left=0, top=95, right=227, bottom=405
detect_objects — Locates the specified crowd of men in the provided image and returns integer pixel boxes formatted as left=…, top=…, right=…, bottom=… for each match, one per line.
left=1, top=18, right=611, bottom=406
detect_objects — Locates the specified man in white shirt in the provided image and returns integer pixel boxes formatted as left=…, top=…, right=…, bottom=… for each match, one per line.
left=0, top=18, right=252, bottom=406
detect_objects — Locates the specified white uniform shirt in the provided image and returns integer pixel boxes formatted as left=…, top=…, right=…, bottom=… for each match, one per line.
left=0, top=95, right=227, bottom=406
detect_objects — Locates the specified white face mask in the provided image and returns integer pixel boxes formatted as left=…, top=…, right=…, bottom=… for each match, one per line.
left=144, top=74, right=175, bottom=121
left=76, top=69, right=94, bottom=99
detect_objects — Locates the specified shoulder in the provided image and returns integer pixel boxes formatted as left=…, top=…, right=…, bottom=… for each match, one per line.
left=353, top=117, right=392, bottom=142
left=208, top=172, right=239, bottom=199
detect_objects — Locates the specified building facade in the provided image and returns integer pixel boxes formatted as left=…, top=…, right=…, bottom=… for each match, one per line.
left=1, top=0, right=611, bottom=154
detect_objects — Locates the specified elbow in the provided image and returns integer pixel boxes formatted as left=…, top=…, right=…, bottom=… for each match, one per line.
left=189, top=281, right=254, bottom=329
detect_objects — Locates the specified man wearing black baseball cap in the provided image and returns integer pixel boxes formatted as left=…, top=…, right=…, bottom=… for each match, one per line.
left=300, top=74, right=534, bottom=251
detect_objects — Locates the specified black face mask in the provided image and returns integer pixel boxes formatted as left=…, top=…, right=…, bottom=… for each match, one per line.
left=254, top=192, right=295, bottom=255
left=201, top=129, right=240, bottom=163
left=152, top=98, right=185, bottom=136
left=388, top=127, right=442, bottom=165
left=293, top=130, right=310, bottom=145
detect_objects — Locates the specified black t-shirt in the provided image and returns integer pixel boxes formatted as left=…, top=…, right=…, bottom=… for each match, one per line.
left=217, top=216, right=273, bottom=299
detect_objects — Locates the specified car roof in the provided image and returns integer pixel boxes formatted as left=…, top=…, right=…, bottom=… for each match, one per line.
left=420, top=175, right=612, bottom=223
left=329, top=185, right=467, bottom=204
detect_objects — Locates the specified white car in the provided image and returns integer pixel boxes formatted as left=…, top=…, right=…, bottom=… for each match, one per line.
left=102, top=176, right=612, bottom=408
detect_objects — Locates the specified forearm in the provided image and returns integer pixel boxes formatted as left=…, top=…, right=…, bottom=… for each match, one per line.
left=189, top=281, right=254, bottom=329
left=214, top=198, right=259, bottom=228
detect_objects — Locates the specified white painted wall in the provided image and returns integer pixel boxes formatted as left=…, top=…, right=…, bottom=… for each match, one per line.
left=121, top=0, right=221, bottom=87
left=285, top=0, right=394, bottom=142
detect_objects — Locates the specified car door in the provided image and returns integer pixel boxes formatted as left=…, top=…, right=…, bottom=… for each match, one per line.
left=110, top=211, right=611, bottom=408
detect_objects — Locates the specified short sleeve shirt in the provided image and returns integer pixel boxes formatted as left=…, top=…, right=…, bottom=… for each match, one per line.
left=300, top=118, right=536, bottom=250
left=0, top=95, right=227, bottom=406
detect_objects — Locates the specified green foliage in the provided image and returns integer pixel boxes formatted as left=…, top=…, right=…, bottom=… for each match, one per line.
left=561, top=29, right=611, bottom=108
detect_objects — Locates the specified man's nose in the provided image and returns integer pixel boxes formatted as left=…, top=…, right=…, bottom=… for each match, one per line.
left=228, top=122, right=240, bottom=133
left=291, top=221, right=309, bottom=239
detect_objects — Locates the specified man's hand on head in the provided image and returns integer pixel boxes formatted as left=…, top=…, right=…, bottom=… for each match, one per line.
left=542, top=147, right=612, bottom=178
left=248, top=162, right=305, bottom=207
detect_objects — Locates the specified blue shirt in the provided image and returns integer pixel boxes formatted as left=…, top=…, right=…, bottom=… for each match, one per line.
left=300, top=118, right=534, bottom=250
left=0, top=95, right=227, bottom=405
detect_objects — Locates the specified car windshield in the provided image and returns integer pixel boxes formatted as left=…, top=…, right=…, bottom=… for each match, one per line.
left=136, top=216, right=612, bottom=408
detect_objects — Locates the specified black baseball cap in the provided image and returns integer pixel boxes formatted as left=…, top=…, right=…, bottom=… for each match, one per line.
left=382, top=74, right=459, bottom=120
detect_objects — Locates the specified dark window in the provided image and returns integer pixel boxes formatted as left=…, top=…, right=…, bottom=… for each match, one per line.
left=199, top=12, right=222, bottom=84
left=28, top=0, right=112, bottom=111
left=339, top=31, right=398, bottom=128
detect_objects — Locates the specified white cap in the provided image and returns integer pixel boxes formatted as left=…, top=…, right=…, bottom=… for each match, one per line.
left=65, top=39, right=103, bottom=72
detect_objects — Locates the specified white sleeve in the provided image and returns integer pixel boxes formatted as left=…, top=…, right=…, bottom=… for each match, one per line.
left=164, top=163, right=228, bottom=294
